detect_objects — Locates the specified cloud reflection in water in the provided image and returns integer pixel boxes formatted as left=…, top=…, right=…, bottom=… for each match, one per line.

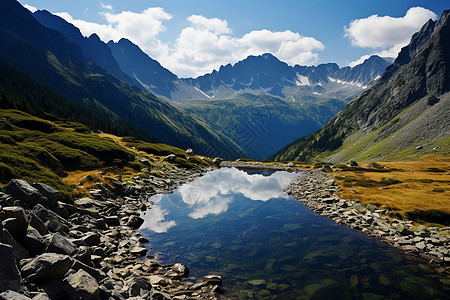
left=140, top=167, right=299, bottom=232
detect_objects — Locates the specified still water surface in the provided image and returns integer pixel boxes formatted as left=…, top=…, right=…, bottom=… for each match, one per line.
left=140, top=168, right=449, bottom=299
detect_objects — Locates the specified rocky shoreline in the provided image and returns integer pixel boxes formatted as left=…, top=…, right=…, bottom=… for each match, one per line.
left=0, top=164, right=226, bottom=300
left=222, top=161, right=450, bottom=271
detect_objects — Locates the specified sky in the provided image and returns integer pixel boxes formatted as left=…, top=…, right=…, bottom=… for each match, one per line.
left=20, top=0, right=448, bottom=78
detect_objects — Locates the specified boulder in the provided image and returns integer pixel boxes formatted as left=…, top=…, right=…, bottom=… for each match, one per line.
left=28, top=213, right=49, bottom=236
left=0, top=243, right=21, bottom=292
left=28, top=293, right=50, bottom=300
left=31, top=183, right=59, bottom=208
left=54, top=204, right=69, bottom=220
left=105, top=216, right=120, bottom=226
left=369, top=162, right=386, bottom=169
left=125, top=276, right=152, bottom=297
left=22, top=229, right=46, bottom=256
left=81, top=233, right=100, bottom=247
left=71, top=259, right=106, bottom=282
left=130, top=245, right=148, bottom=256
left=321, top=165, right=333, bottom=173
left=212, top=157, right=223, bottom=167
left=126, top=215, right=144, bottom=229
left=186, top=148, right=194, bottom=156
left=63, top=269, right=100, bottom=300
left=166, top=263, right=189, bottom=278
left=163, top=154, right=176, bottom=163
left=32, top=204, right=69, bottom=234
left=5, top=179, right=44, bottom=209
left=20, top=253, right=72, bottom=284
left=0, top=291, right=31, bottom=300
left=2, top=206, right=28, bottom=240
left=349, top=160, right=359, bottom=167
left=46, top=233, right=77, bottom=256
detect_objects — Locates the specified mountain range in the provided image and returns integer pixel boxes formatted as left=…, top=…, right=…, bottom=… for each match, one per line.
left=272, top=9, right=450, bottom=162
left=0, top=0, right=395, bottom=160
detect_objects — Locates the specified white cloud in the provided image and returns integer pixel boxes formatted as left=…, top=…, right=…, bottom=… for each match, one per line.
left=345, top=7, right=437, bottom=66
left=54, top=9, right=324, bottom=77
left=140, top=195, right=176, bottom=233
left=23, top=4, right=37, bottom=13
left=101, top=3, right=113, bottom=11
left=177, top=168, right=298, bottom=219
left=55, top=7, right=172, bottom=59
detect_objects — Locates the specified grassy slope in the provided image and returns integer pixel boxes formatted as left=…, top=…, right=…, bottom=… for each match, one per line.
left=330, top=155, right=450, bottom=226
left=0, top=108, right=213, bottom=199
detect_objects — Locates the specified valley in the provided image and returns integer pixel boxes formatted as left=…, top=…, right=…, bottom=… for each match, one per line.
left=0, top=0, right=449, bottom=299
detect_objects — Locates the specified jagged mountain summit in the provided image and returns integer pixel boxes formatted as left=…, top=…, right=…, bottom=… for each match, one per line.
left=182, top=53, right=391, bottom=101
left=272, top=9, right=450, bottom=163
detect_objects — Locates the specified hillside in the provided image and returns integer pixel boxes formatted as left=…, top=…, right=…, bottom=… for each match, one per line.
left=0, top=0, right=243, bottom=159
left=272, top=10, right=450, bottom=163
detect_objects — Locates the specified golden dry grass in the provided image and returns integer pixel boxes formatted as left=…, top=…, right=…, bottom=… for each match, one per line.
left=333, top=155, right=450, bottom=218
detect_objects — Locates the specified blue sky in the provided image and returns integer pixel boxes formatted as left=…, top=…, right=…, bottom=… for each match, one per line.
left=20, top=0, right=448, bottom=78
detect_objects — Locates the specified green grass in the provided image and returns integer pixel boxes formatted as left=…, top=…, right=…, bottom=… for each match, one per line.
left=123, top=137, right=187, bottom=157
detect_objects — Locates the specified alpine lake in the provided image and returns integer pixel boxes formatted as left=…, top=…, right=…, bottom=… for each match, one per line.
left=139, top=167, right=450, bottom=299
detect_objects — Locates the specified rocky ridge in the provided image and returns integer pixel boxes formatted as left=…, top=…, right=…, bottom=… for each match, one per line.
left=0, top=164, right=226, bottom=299
left=222, top=161, right=450, bottom=270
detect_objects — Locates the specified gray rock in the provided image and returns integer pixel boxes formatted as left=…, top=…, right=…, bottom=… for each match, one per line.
left=31, top=183, right=59, bottom=208
left=212, top=157, right=223, bottom=167
left=321, top=165, right=333, bottom=173
left=105, top=216, right=120, bottom=226
left=5, top=179, right=44, bottom=209
left=163, top=154, right=176, bottom=163
left=64, top=269, right=100, bottom=300
left=20, top=253, right=72, bottom=284
left=130, top=245, right=148, bottom=256
left=2, top=206, right=28, bottom=240
left=46, top=233, right=77, bottom=256
left=186, top=148, right=194, bottom=156
left=0, top=291, right=31, bottom=300
left=71, top=260, right=105, bottom=282
left=0, top=243, right=21, bottom=292
left=369, top=162, right=386, bottom=169
left=54, top=204, right=69, bottom=220
left=28, top=213, right=49, bottom=236
left=166, top=263, right=189, bottom=278
left=30, top=293, right=50, bottom=300
left=349, top=160, right=359, bottom=167
left=91, top=218, right=107, bottom=230
left=126, top=215, right=144, bottom=229
left=81, top=233, right=100, bottom=247
left=32, top=204, right=69, bottom=234
left=22, top=229, right=46, bottom=256
left=125, top=277, right=152, bottom=297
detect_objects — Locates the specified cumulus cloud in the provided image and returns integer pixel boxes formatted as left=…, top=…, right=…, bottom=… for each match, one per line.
left=170, top=17, right=324, bottom=77
left=54, top=8, right=324, bottom=77
left=55, top=7, right=172, bottom=59
left=23, top=4, right=37, bottom=13
left=345, top=7, right=437, bottom=66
